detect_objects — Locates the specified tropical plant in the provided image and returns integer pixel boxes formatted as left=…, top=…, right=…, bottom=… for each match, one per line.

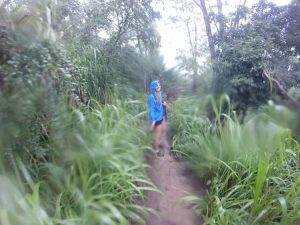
left=0, top=1, right=162, bottom=224
left=170, top=96, right=300, bottom=224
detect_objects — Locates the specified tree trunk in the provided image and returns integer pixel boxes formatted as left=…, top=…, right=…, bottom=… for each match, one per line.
left=194, top=0, right=216, bottom=61
left=233, top=0, right=247, bottom=28
left=217, top=0, right=225, bottom=37
left=186, top=20, right=198, bottom=90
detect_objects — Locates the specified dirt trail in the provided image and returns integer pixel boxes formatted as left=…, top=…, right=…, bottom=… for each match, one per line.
left=140, top=129, right=206, bottom=225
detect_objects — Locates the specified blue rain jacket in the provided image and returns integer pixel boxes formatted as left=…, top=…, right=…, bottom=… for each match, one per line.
left=148, top=80, right=164, bottom=124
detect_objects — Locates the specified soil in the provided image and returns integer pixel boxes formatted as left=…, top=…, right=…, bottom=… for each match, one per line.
left=139, top=128, right=206, bottom=225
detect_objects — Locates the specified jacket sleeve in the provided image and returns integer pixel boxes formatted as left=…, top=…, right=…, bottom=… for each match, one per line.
left=148, top=95, right=156, bottom=123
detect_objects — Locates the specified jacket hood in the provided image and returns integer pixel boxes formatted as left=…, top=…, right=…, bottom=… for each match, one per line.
left=150, top=80, right=159, bottom=94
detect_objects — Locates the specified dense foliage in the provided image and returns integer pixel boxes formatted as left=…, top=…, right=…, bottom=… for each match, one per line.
left=168, top=1, right=300, bottom=224
left=170, top=96, right=300, bottom=224
left=0, top=0, right=166, bottom=224
left=197, top=0, right=300, bottom=114
left=219, top=1, right=299, bottom=112
left=1, top=0, right=300, bottom=224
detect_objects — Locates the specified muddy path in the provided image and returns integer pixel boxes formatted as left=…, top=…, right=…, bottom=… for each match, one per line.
left=140, top=127, right=206, bottom=225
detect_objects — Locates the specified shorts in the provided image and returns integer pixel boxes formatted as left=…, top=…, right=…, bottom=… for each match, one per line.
left=154, top=119, right=163, bottom=126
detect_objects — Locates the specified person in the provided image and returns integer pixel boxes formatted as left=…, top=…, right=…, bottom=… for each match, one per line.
left=148, top=80, right=167, bottom=157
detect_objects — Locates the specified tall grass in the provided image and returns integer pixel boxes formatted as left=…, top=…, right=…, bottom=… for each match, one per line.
left=0, top=3, right=159, bottom=224
left=170, top=96, right=300, bottom=224
left=0, top=98, right=155, bottom=225
left=67, top=43, right=114, bottom=105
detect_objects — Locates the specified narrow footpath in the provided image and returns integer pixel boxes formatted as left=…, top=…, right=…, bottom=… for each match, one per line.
left=140, top=131, right=206, bottom=225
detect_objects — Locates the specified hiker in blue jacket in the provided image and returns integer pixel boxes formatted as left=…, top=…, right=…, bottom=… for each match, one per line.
left=148, top=80, right=167, bottom=157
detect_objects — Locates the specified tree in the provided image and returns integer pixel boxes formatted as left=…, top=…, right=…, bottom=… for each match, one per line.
left=216, top=0, right=225, bottom=37
left=52, top=0, right=160, bottom=52
left=49, top=0, right=162, bottom=100
left=194, top=0, right=216, bottom=61
left=166, top=0, right=210, bottom=91
left=212, top=0, right=300, bottom=114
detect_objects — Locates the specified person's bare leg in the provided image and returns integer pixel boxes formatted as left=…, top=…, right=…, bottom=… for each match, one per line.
left=153, top=126, right=158, bottom=150
left=160, top=119, right=169, bottom=149
left=154, top=124, right=164, bottom=156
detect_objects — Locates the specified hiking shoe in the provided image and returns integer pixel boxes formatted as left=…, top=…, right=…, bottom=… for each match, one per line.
left=158, top=140, right=170, bottom=149
left=156, top=151, right=164, bottom=157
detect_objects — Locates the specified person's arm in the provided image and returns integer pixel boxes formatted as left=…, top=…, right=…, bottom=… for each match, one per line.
left=150, top=121, right=155, bottom=131
left=148, top=95, right=156, bottom=130
left=163, top=100, right=167, bottom=107
left=161, top=93, right=167, bottom=108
